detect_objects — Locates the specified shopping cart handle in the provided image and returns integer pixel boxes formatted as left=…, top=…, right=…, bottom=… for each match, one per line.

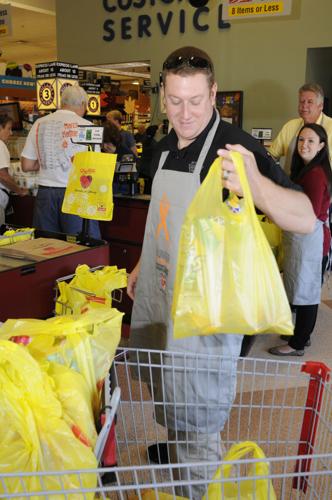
left=94, top=387, right=121, bottom=463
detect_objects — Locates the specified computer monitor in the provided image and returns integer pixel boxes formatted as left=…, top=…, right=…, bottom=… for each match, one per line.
left=0, top=101, right=23, bottom=131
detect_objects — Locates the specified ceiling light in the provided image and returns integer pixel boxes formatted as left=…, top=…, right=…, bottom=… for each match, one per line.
left=98, top=62, right=149, bottom=70
left=80, top=66, right=149, bottom=78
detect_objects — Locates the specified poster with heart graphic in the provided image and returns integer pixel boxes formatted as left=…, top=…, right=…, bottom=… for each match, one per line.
left=62, top=151, right=117, bottom=220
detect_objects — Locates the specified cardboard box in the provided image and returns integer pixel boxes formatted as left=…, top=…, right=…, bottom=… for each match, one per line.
left=0, top=237, right=87, bottom=263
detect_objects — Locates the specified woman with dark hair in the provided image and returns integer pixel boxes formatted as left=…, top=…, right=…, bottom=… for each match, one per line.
left=0, top=114, right=28, bottom=224
left=102, top=122, right=134, bottom=159
left=269, top=123, right=332, bottom=356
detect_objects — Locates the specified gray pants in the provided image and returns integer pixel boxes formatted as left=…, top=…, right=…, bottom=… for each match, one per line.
left=34, top=186, right=101, bottom=238
left=168, top=430, right=224, bottom=499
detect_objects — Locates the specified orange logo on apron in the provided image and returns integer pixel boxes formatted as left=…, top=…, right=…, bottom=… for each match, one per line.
left=156, top=192, right=170, bottom=241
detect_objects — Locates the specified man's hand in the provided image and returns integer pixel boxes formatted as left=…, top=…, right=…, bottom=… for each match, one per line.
left=217, top=143, right=263, bottom=198
left=217, top=143, right=316, bottom=234
left=127, top=259, right=141, bottom=300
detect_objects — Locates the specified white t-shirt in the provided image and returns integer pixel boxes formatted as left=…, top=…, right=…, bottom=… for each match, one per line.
left=0, top=139, right=10, bottom=193
left=21, top=109, right=92, bottom=187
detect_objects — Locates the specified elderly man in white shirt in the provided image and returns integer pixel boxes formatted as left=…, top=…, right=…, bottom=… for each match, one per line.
left=21, top=85, right=101, bottom=238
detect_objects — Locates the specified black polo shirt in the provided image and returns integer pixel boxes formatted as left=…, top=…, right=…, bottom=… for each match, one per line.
left=149, top=110, right=300, bottom=192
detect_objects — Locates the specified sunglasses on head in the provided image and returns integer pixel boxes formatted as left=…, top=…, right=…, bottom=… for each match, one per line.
left=162, top=55, right=212, bottom=71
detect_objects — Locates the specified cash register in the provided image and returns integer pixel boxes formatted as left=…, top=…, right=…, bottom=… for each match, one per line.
left=113, top=154, right=139, bottom=196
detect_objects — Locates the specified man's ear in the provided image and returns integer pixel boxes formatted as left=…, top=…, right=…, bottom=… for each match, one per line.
left=211, top=82, right=218, bottom=105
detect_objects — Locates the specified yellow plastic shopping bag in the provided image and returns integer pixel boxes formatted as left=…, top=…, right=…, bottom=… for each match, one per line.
left=62, top=150, right=117, bottom=220
left=203, top=441, right=276, bottom=500
left=0, top=340, right=97, bottom=498
left=0, top=227, right=34, bottom=246
left=258, top=214, right=283, bottom=267
left=55, top=263, right=127, bottom=315
left=172, top=153, right=293, bottom=338
left=47, top=361, right=98, bottom=448
left=258, top=215, right=281, bottom=253
left=0, top=308, right=123, bottom=416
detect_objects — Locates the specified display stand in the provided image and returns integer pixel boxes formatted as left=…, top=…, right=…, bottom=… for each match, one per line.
left=80, top=218, right=91, bottom=245
left=69, top=125, right=104, bottom=245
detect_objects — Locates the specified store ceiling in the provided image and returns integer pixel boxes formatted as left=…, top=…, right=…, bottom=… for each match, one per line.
left=0, top=1, right=150, bottom=82
left=0, top=1, right=57, bottom=66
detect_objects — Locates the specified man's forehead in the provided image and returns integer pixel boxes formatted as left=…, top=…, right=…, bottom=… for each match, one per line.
left=299, top=91, right=320, bottom=102
left=164, top=72, right=210, bottom=89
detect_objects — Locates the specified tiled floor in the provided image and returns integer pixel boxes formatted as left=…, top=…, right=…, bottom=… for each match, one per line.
left=249, top=279, right=332, bottom=369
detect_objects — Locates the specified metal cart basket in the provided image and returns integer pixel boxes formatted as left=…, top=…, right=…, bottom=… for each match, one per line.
left=1, top=348, right=331, bottom=499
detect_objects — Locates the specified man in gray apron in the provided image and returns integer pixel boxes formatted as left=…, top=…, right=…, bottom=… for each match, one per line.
left=128, top=46, right=316, bottom=497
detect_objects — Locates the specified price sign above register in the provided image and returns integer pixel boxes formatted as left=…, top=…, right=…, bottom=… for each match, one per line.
left=71, top=125, right=104, bottom=145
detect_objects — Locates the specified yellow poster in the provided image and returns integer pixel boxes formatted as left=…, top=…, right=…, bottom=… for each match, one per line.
left=224, top=0, right=292, bottom=19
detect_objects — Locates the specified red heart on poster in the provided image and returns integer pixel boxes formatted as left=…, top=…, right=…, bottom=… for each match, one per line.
left=80, top=175, right=92, bottom=188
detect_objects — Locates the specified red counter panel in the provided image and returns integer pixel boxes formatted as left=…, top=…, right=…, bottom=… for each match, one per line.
left=0, top=244, right=109, bottom=321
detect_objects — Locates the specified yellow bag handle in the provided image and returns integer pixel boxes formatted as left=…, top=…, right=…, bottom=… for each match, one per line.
left=203, top=441, right=277, bottom=500
left=220, top=441, right=268, bottom=478
left=183, top=152, right=252, bottom=222
left=222, top=151, right=259, bottom=222
left=202, top=152, right=259, bottom=223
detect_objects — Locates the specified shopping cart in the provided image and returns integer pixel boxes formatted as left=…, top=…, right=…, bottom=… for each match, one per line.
left=53, top=265, right=125, bottom=472
left=1, top=348, right=331, bottom=499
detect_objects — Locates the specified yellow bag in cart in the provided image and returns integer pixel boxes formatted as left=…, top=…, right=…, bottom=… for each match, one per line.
left=203, top=441, right=276, bottom=500
left=172, top=153, right=293, bottom=338
left=0, top=340, right=97, bottom=499
left=0, top=308, right=123, bottom=417
left=55, top=264, right=127, bottom=315
left=62, top=150, right=117, bottom=220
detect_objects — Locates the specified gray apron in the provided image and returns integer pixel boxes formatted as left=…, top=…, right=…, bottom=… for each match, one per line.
left=282, top=219, right=323, bottom=305
left=130, top=113, right=242, bottom=433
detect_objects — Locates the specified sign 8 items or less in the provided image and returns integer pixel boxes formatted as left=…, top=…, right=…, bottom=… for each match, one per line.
left=224, top=0, right=292, bottom=19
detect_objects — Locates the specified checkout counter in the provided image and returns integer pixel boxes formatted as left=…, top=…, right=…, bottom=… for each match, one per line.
left=0, top=227, right=109, bottom=321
